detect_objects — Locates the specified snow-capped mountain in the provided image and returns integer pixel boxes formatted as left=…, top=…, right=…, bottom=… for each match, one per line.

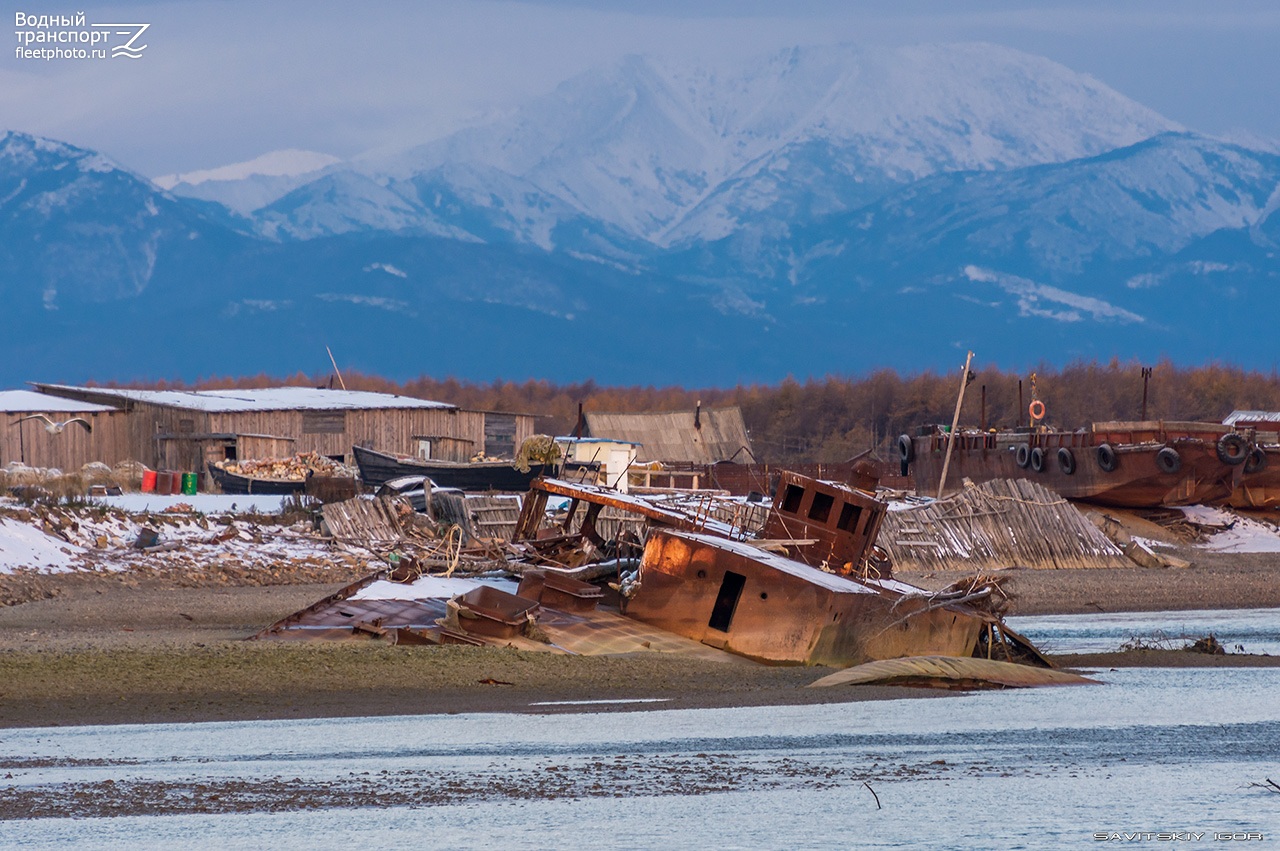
left=198, top=42, right=1178, bottom=248
left=0, top=131, right=244, bottom=310
left=779, top=132, right=1280, bottom=289
left=159, top=149, right=341, bottom=215
left=2, top=41, right=1278, bottom=386
left=389, top=43, right=1177, bottom=245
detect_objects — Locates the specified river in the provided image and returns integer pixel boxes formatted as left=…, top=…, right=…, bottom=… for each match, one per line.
left=2, top=616, right=1277, bottom=849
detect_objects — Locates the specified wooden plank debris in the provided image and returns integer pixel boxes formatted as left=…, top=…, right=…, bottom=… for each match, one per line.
left=879, top=478, right=1130, bottom=571
left=320, top=496, right=404, bottom=549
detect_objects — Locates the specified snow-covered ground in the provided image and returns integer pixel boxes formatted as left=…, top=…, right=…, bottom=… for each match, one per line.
left=0, top=498, right=374, bottom=577
left=0, top=516, right=82, bottom=573
left=2, top=496, right=1278, bottom=578
left=90, top=494, right=291, bottom=515
left=352, top=575, right=519, bottom=601
left=1180, top=505, right=1280, bottom=553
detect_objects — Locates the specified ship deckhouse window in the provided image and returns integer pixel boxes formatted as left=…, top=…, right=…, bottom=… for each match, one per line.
left=780, top=484, right=805, bottom=514
left=837, top=502, right=862, bottom=533
left=808, top=491, right=835, bottom=523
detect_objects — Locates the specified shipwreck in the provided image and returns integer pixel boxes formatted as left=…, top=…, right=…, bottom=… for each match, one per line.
left=256, top=467, right=1046, bottom=673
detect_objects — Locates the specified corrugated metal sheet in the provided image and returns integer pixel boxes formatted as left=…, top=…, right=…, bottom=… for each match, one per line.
left=1224, top=410, right=1280, bottom=425
left=584, top=407, right=754, bottom=464
left=35, top=384, right=455, bottom=412
left=0, top=390, right=118, bottom=413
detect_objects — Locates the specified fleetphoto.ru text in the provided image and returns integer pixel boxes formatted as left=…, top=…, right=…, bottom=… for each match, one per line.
left=14, top=11, right=148, bottom=60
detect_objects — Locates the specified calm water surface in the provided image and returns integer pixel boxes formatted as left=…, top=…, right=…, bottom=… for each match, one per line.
left=2, top=664, right=1278, bottom=849
left=1008, top=607, right=1280, bottom=655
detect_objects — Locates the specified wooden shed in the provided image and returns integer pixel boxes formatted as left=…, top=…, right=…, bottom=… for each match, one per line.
left=1, top=390, right=129, bottom=470
left=583, top=406, right=755, bottom=465
left=32, top=384, right=537, bottom=478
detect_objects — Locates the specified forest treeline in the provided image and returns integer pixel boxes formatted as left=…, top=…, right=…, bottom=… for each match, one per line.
left=121, top=359, right=1280, bottom=464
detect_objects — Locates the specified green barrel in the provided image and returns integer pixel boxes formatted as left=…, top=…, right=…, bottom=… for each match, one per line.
left=181, top=472, right=198, bottom=495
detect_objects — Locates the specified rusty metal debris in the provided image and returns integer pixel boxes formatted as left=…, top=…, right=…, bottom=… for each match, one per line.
left=255, top=469, right=1058, bottom=677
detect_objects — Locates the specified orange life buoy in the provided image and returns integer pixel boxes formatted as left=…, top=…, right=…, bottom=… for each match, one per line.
left=1029, top=399, right=1046, bottom=421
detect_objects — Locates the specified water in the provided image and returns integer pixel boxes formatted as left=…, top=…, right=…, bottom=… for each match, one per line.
left=2, top=667, right=1278, bottom=849
left=1007, top=607, right=1280, bottom=655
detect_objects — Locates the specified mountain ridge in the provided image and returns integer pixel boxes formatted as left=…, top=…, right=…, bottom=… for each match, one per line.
left=2, top=43, right=1278, bottom=386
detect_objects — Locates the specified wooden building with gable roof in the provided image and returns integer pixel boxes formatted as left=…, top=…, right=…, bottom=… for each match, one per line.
left=32, top=384, right=536, bottom=477
left=1, top=389, right=127, bottom=470
left=582, top=405, right=755, bottom=466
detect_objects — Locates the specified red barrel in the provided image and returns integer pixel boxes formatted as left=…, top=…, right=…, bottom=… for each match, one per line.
left=140, top=470, right=157, bottom=493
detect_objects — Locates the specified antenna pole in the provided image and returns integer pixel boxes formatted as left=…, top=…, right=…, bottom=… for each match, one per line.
left=1140, top=366, right=1152, bottom=420
left=937, top=351, right=975, bottom=500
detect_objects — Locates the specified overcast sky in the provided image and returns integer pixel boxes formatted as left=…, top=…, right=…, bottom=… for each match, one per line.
left=4, top=0, right=1279, bottom=177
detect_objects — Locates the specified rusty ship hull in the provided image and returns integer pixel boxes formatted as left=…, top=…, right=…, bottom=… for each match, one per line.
left=1229, top=445, right=1280, bottom=508
left=905, top=421, right=1243, bottom=508
left=1224, top=421, right=1280, bottom=508
left=621, top=529, right=984, bottom=668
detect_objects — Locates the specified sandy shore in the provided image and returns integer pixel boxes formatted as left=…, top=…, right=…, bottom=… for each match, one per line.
left=2, top=546, right=1278, bottom=729
left=897, top=550, right=1280, bottom=615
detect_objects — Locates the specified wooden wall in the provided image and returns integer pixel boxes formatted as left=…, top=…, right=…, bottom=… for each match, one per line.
left=202, top=408, right=490, bottom=461
left=17, top=387, right=538, bottom=474
left=1, top=410, right=134, bottom=471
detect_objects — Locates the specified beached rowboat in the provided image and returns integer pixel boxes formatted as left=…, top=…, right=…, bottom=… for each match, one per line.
left=352, top=445, right=550, bottom=492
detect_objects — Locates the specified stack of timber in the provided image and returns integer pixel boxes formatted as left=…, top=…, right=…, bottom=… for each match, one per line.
left=216, top=451, right=354, bottom=481
left=879, top=478, right=1130, bottom=572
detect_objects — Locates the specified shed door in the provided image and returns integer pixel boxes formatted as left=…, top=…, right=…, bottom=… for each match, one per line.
left=484, top=414, right=517, bottom=458
left=607, top=447, right=632, bottom=492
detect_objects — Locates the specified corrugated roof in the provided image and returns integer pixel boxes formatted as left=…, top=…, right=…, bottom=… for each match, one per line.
left=33, top=384, right=455, bottom=413
left=1224, top=410, right=1280, bottom=425
left=583, top=407, right=754, bottom=464
left=0, top=389, right=118, bottom=414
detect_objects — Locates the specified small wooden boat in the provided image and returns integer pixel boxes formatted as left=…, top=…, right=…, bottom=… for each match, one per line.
left=206, top=461, right=308, bottom=495
left=352, top=445, right=549, bottom=492
left=902, top=421, right=1246, bottom=508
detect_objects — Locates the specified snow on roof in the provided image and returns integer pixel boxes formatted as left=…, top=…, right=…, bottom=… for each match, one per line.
left=36, top=384, right=456, bottom=413
left=555, top=436, right=642, bottom=446
left=1223, top=410, right=1280, bottom=425
left=0, top=389, right=118, bottom=414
